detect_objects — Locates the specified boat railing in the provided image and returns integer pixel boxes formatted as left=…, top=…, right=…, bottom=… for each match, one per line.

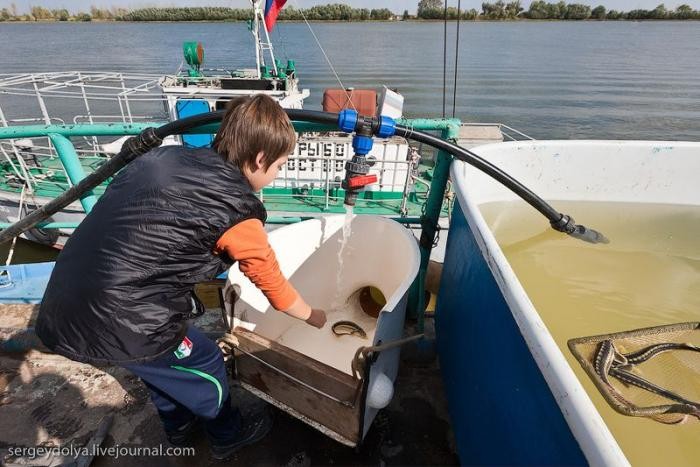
left=0, top=117, right=462, bottom=326
left=0, top=119, right=460, bottom=221
left=0, top=74, right=538, bottom=223
left=460, top=122, right=536, bottom=142
left=0, top=71, right=167, bottom=129
left=73, top=114, right=164, bottom=124
left=0, top=72, right=457, bottom=219
left=496, top=123, right=535, bottom=141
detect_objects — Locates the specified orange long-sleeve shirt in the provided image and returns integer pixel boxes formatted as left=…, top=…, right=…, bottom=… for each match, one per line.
left=214, top=218, right=299, bottom=311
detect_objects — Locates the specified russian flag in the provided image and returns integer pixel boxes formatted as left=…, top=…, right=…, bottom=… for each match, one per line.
left=264, top=0, right=287, bottom=32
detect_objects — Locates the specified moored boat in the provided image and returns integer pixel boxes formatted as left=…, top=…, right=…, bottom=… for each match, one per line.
left=2, top=2, right=697, bottom=465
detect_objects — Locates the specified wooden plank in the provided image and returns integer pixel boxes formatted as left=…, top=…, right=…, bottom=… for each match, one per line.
left=233, top=327, right=360, bottom=403
left=240, top=382, right=357, bottom=447
left=457, top=124, right=504, bottom=149
left=236, top=349, right=362, bottom=443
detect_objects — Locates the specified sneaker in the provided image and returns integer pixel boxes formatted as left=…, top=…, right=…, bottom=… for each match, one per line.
left=209, top=410, right=274, bottom=460
left=165, top=418, right=200, bottom=447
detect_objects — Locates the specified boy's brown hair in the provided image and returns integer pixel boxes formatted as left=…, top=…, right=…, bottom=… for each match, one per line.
left=213, top=94, right=296, bottom=172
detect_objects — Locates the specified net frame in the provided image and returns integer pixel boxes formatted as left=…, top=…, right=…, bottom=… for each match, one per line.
left=568, top=322, right=700, bottom=424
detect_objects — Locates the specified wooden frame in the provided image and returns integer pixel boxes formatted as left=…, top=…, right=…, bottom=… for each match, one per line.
left=233, top=327, right=367, bottom=446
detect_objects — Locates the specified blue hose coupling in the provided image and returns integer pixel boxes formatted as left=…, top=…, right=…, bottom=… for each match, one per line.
left=376, top=115, right=396, bottom=138
left=352, top=134, right=374, bottom=156
left=337, top=109, right=396, bottom=139
left=338, top=109, right=358, bottom=133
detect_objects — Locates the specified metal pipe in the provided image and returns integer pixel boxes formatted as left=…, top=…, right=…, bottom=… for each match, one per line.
left=407, top=125, right=458, bottom=329
left=0, top=221, right=78, bottom=229
left=0, top=121, right=336, bottom=141
left=48, top=133, right=98, bottom=213
left=0, top=126, right=163, bottom=244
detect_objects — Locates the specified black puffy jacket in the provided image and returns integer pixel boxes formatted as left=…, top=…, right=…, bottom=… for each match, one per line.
left=36, top=146, right=266, bottom=364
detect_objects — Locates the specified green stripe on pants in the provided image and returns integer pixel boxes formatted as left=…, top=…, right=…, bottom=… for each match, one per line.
left=170, top=364, right=223, bottom=408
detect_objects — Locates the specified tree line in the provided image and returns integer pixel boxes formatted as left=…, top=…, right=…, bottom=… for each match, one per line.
left=2, top=2, right=698, bottom=23
left=0, top=4, right=393, bottom=22
left=417, top=0, right=700, bottom=20
left=0, top=5, right=126, bottom=21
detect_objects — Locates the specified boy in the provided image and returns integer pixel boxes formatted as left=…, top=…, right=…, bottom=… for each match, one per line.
left=35, top=95, right=327, bottom=460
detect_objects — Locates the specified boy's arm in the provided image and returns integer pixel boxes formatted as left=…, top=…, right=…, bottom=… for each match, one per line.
left=215, top=219, right=326, bottom=328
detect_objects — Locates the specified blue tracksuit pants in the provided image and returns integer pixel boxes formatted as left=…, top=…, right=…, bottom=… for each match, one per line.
left=123, top=325, right=240, bottom=444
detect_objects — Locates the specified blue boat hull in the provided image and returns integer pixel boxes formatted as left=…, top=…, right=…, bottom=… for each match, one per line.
left=0, top=262, right=227, bottom=304
left=0, top=262, right=55, bottom=304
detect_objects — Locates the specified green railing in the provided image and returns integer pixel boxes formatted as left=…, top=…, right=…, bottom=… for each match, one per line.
left=0, top=118, right=461, bottom=330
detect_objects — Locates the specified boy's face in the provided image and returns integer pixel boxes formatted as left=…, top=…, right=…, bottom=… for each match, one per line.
left=245, top=152, right=288, bottom=192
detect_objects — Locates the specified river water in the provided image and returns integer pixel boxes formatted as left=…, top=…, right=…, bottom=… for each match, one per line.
left=1, top=20, right=699, bottom=261
left=1, top=20, right=699, bottom=139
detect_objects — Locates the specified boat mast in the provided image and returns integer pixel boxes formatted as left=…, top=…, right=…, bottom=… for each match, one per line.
left=250, top=0, right=278, bottom=78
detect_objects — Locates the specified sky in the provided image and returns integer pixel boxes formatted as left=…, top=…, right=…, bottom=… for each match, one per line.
left=3, top=0, right=699, bottom=14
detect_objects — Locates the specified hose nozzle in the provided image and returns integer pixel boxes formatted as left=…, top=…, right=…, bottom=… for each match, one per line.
left=551, top=214, right=609, bottom=244
left=569, top=224, right=609, bottom=244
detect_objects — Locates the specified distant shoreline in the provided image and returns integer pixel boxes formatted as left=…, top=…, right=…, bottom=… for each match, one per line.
left=4, top=18, right=699, bottom=23
left=5, top=3, right=698, bottom=23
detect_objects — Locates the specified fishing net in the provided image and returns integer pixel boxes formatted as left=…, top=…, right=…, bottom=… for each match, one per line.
left=568, top=322, right=700, bottom=425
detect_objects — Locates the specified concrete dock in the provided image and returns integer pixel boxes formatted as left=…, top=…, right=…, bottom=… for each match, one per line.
left=0, top=303, right=457, bottom=466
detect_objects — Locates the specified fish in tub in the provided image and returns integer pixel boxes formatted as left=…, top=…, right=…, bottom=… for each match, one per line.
left=224, top=214, right=419, bottom=446
left=438, top=140, right=700, bottom=466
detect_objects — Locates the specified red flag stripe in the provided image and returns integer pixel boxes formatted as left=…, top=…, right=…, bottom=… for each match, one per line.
left=264, top=0, right=286, bottom=32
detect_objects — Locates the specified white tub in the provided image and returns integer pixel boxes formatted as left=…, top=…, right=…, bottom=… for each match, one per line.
left=438, top=140, right=700, bottom=466
left=227, top=214, right=420, bottom=446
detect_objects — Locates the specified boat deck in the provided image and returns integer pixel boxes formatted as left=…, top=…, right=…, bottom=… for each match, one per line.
left=0, top=304, right=457, bottom=466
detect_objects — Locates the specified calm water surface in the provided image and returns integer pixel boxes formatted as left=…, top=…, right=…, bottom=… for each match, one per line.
left=1, top=21, right=699, bottom=140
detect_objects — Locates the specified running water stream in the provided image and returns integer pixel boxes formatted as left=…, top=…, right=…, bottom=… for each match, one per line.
left=277, top=205, right=379, bottom=370
left=330, top=205, right=354, bottom=311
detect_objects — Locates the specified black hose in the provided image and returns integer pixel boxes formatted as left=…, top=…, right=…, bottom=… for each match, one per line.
left=285, top=111, right=561, bottom=218
left=154, top=110, right=227, bottom=140
left=393, top=124, right=607, bottom=243
left=395, top=126, right=562, bottom=220
left=0, top=110, right=228, bottom=245
left=286, top=109, right=338, bottom=126
left=284, top=109, right=607, bottom=243
left=0, top=109, right=607, bottom=245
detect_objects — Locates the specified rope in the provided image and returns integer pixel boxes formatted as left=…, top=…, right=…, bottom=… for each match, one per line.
left=442, top=0, right=448, bottom=118
left=216, top=331, right=239, bottom=361
left=220, top=329, right=424, bottom=398
left=216, top=331, right=354, bottom=405
left=274, top=23, right=291, bottom=62
left=402, top=121, right=416, bottom=142
left=292, top=0, right=357, bottom=111
left=5, top=183, right=27, bottom=266
left=452, top=0, right=462, bottom=118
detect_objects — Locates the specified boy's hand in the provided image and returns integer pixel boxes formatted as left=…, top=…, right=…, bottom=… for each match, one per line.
left=305, top=309, right=327, bottom=329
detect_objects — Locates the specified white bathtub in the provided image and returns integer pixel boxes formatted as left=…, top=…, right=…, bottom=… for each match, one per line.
left=438, top=140, right=700, bottom=466
left=227, top=214, right=420, bottom=445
